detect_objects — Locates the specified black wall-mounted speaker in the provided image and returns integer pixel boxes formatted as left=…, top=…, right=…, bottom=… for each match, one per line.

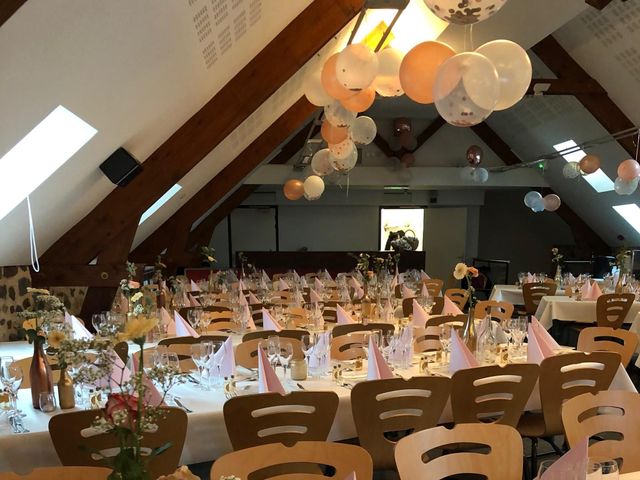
left=99, top=148, right=142, bottom=186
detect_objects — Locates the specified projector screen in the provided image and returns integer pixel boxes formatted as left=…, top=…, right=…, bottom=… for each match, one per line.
left=380, top=208, right=424, bottom=251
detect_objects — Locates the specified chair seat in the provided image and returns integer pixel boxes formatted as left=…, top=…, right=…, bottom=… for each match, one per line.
left=516, top=411, right=545, bottom=437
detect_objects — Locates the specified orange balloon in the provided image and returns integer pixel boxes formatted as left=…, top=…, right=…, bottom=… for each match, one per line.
left=321, top=120, right=348, bottom=144
left=283, top=179, right=304, bottom=200
left=341, top=86, right=376, bottom=113
left=321, top=54, right=357, bottom=101
left=399, top=41, right=456, bottom=104
left=579, top=154, right=601, bottom=174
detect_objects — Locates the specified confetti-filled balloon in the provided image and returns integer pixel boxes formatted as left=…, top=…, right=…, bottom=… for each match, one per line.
left=614, top=176, right=639, bottom=195
left=423, top=0, right=508, bottom=25
left=349, top=116, right=377, bottom=145
left=562, top=162, right=581, bottom=179
left=579, top=154, right=601, bottom=174
left=303, top=68, right=333, bottom=107
left=303, top=175, right=325, bottom=200
left=283, top=179, right=304, bottom=201
left=324, top=100, right=357, bottom=128
left=399, top=41, right=456, bottom=104
left=472, top=167, right=489, bottom=183
left=466, top=145, right=483, bottom=166
left=524, top=191, right=542, bottom=208
left=329, top=138, right=356, bottom=160
left=475, top=39, right=532, bottom=110
left=617, top=159, right=640, bottom=181
left=330, top=147, right=358, bottom=173
left=321, top=53, right=356, bottom=100
left=434, top=52, right=500, bottom=127
left=310, top=148, right=334, bottom=176
left=336, top=43, right=379, bottom=90
left=340, top=86, right=376, bottom=113
left=321, top=120, right=348, bottom=144
left=374, top=47, right=404, bottom=97
left=543, top=194, right=561, bottom=212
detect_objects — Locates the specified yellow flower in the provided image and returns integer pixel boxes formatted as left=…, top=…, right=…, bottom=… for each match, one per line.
left=130, top=292, right=143, bottom=303
left=453, top=263, right=468, bottom=280
left=117, top=316, right=158, bottom=342
left=47, top=330, right=67, bottom=349
left=207, top=256, right=215, bottom=263
left=22, top=319, right=36, bottom=331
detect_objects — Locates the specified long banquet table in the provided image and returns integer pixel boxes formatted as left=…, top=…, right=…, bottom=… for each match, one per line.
left=535, top=295, right=640, bottom=329
left=489, top=284, right=563, bottom=305
left=0, top=336, right=636, bottom=474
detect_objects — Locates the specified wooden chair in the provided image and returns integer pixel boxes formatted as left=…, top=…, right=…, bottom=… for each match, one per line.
left=351, top=376, right=451, bottom=470
left=394, top=423, right=523, bottom=479
left=157, top=334, right=228, bottom=348
left=596, top=293, right=635, bottom=328
left=562, top=390, right=640, bottom=474
left=425, top=314, right=466, bottom=330
left=445, top=288, right=469, bottom=310
left=235, top=337, right=303, bottom=369
left=451, top=363, right=540, bottom=427
left=223, top=392, right=339, bottom=450
left=15, top=357, right=60, bottom=388
left=210, top=441, right=372, bottom=479
left=577, top=326, right=638, bottom=367
left=422, top=278, right=444, bottom=297
left=517, top=351, right=621, bottom=478
left=330, top=333, right=366, bottom=361
left=402, top=296, right=444, bottom=317
left=48, top=407, right=187, bottom=479
left=204, top=321, right=236, bottom=332
left=413, top=327, right=442, bottom=353
left=332, top=322, right=394, bottom=338
left=474, top=300, right=514, bottom=323
left=0, top=466, right=112, bottom=479
left=242, top=329, right=308, bottom=342
left=204, top=310, right=233, bottom=321
left=522, top=282, right=557, bottom=316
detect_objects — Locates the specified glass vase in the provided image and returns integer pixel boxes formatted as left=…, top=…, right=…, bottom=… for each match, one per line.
left=462, top=307, right=477, bottom=354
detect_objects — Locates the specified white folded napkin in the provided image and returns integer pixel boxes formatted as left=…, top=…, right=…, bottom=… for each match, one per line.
left=208, top=336, right=235, bottom=378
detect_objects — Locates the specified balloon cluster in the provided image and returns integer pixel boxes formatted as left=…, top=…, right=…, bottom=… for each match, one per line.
left=283, top=175, right=326, bottom=202
left=524, top=191, right=561, bottom=213
left=459, top=145, right=489, bottom=183
left=615, top=159, right=640, bottom=195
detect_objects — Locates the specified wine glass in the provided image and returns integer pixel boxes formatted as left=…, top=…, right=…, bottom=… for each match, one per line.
left=1, top=359, right=23, bottom=415
left=300, top=334, right=314, bottom=366
left=266, top=337, right=280, bottom=370
left=440, top=324, right=452, bottom=363
left=187, top=309, right=203, bottom=333
left=190, top=343, right=212, bottom=389
left=278, top=343, right=294, bottom=379
left=91, top=314, right=104, bottom=335
left=200, top=313, right=212, bottom=333
left=209, top=341, right=225, bottom=385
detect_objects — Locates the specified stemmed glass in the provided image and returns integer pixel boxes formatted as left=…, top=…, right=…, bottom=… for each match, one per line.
left=278, top=344, right=294, bottom=379
left=209, top=341, right=225, bottom=385
left=91, top=313, right=104, bottom=335
left=266, top=337, right=280, bottom=370
left=190, top=342, right=213, bottom=389
left=439, top=324, right=452, bottom=364
left=187, top=309, right=203, bottom=333
left=509, top=317, right=527, bottom=356
left=300, top=334, right=314, bottom=367
left=200, top=313, right=212, bottom=333
left=0, top=358, right=23, bottom=416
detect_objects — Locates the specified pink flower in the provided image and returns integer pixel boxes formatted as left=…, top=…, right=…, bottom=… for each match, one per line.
left=468, top=267, right=479, bottom=278
left=128, top=280, right=140, bottom=289
left=105, top=393, right=140, bottom=429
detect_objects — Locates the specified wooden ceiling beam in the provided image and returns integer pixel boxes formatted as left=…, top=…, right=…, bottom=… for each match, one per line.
left=0, top=0, right=26, bottom=28
left=41, top=0, right=364, bottom=266
left=532, top=35, right=636, bottom=157
left=585, top=0, right=614, bottom=9
left=129, top=98, right=317, bottom=265
left=526, top=78, right=606, bottom=96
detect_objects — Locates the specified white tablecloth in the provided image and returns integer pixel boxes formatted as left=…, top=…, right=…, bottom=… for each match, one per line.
left=535, top=296, right=640, bottom=330
left=0, top=339, right=636, bottom=474
left=489, top=284, right=566, bottom=305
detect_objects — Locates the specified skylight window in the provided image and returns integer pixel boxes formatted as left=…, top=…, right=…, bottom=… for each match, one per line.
left=139, top=184, right=182, bottom=224
left=553, top=140, right=614, bottom=193
left=613, top=203, right=640, bottom=234
left=0, top=106, right=97, bottom=221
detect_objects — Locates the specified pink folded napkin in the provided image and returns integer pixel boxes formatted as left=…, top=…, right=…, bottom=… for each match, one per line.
left=208, top=337, right=235, bottom=378
left=449, top=330, right=479, bottom=373
left=160, top=307, right=172, bottom=329
left=442, top=296, right=463, bottom=315
left=190, top=280, right=201, bottom=292
left=352, top=283, right=364, bottom=300
left=412, top=299, right=430, bottom=328
left=242, top=305, right=256, bottom=331
left=314, top=277, right=324, bottom=291
left=540, top=437, right=588, bottom=479
left=323, top=269, right=333, bottom=281
left=390, top=273, right=399, bottom=290
left=238, top=292, right=248, bottom=306
left=344, top=473, right=356, bottom=480
left=584, top=281, right=602, bottom=300
left=174, top=311, right=199, bottom=338
left=95, top=351, right=132, bottom=388
left=527, top=272, right=535, bottom=284
left=308, top=331, right=331, bottom=369
left=310, top=288, right=322, bottom=304
left=278, top=278, right=289, bottom=291
left=527, top=322, right=554, bottom=365
left=65, top=312, right=93, bottom=340
left=367, top=335, right=394, bottom=380
left=262, top=270, right=271, bottom=284
left=300, top=277, right=308, bottom=288
left=336, top=304, right=356, bottom=324
left=130, top=355, right=165, bottom=406
left=420, top=283, right=429, bottom=298
left=350, top=277, right=362, bottom=289
left=421, top=270, right=431, bottom=280
left=262, top=308, right=283, bottom=332
left=293, top=270, right=300, bottom=281
left=258, top=346, right=285, bottom=394
left=188, top=294, right=201, bottom=308
left=580, top=280, right=591, bottom=298
left=401, top=284, right=414, bottom=299
left=238, top=279, right=246, bottom=291
left=228, top=270, right=238, bottom=282
left=531, top=316, right=560, bottom=350
left=248, top=292, right=261, bottom=305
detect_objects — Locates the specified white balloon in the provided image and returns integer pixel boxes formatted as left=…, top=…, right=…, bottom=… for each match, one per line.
left=460, top=166, right=475, bottom=181
left=476, top=40, right=532, bottom=111
left=472, top=167, right=489, bottom=183
left=614, top=176, right=639, bottom=195
left=303, top=175, right=325, bottom=200
left=349, top=116, right=377, bottom=145
left=563, top=162, right=581, bottom=179
left=336, top=43, right=378, bottom=90
left=330, top=147, right=358, bottom=174
left=423, top=0, right=508, bottom=25
left=324, top=101, right=357, bottom=128
left=531, top=197, right=545, bottom=213
left=373, top=48, right=404, bottom=97
left=311, top=148, right=334, bottom=176
left=329, top=138, right=356, bottom=160
left=303, top=68, right=333, bottom=107
left=524, top=191, right=542, bottom=208
left=434, top=52, right=500, bottom=127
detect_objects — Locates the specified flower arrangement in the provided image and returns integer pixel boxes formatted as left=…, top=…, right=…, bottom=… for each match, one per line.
left=58, top=315, right=183, bottom=479
left=201, top=246, right=217, bottom=269
left=350, top=253, right=372, bottom=282
left=453, top=263, right=479, bottom=307
left=17, top=288, right=66, bottom=346
left=384, top=252, right=401, bottom=274
left=551, top=248, right=563, bottom=265
left=613, top=247, right=632, bottom=275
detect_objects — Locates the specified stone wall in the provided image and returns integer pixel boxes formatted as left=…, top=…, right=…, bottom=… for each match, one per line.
left=0, top=266, right=32, bottom=341
left=49, top=287, right=87, bottom=316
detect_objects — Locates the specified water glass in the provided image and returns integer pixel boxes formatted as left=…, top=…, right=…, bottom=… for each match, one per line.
left=278, top=343, right=294, bottom=379
left=38, top=392, right=56, bottom=413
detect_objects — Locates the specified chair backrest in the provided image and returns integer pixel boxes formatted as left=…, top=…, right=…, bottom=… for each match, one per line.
left=15, top=356, right=60, bottom=389
left=422, top=279, right=444, bottom=297
left=539, top=351, right=621, bottom=436
left=223, top=391, right=339, bottom=450
left=425, top=314, right=466, bottom=330
left=330, top=333, right=366, bottom=361
left=235, top=337, right=303, bottom=369
left=402, top=297, right=443, bottom=317
left=242, top=329, right=308, bottom=342
left=596, top=293, right=635, bottom=328
left=522, top=282, right=557, bottom=315
left=351, top=376, right=451, bottom=470
left=577, top=326, right=638, bottom=367
left=210, top=441, right=372, bottom=479
left=474, top=300, right=514, bottom=323
left=413, top=327, right=442, bottom=353
left=0, top=466, right=112, bottom=479
left=204, top=310, right=233, bottom=321
left=562, top=390, right=640, bottom=474
left=394, top=423, right=523, bottom=479
left=451, top=363, right=540, bottom=427
left=331, top=322, right=394, bottom=338
left=157, top=334, right=228, bottom=347
left=48, top=407, right=187, bottom=479
left=204, top=321, right=236, bottom=332
left=445, top=288, right=469, bottom=310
